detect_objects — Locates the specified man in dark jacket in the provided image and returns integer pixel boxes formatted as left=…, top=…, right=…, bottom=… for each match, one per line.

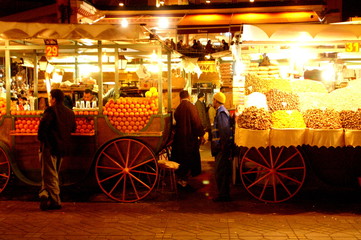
left=38, top=89, right=76, bottom=210
left=195, top=92, right=211, bottom=140
left=171, top=90, right=205, bottom=188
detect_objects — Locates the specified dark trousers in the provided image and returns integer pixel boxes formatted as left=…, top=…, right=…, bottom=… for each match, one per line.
left=215, top=151, right=232, bottom=198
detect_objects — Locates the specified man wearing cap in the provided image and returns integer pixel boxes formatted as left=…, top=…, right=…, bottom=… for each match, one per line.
left=211, top=92, right=233, bottom=202
left=171, top=90, right=205, bottom=188
left=195, top=92, right=211, bottom=139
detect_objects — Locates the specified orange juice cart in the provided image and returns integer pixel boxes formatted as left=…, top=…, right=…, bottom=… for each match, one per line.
left=0, top=21, right=176, bottom=202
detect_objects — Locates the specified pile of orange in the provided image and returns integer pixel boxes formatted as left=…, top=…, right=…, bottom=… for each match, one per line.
left=13, top=117, right=40, bottom=134
left=11, top=110, right=43, bottom=115
left=0, top=97, right=6, bottom=117
left=75, top=117, right=95, bottom=134
left=74, top=110, right=99, bottom=116
left=103, top=97, right=158, bottom=133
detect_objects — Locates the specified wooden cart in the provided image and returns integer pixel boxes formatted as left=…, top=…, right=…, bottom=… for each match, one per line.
left=236, top=127, right=361, bottom=203
left=0, top=22, right=176, bottom=203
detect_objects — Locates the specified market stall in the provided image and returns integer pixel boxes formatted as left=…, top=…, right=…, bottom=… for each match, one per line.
left=229, top=23, right=361, bottom=203
left=0, top=21, right=182, bottom=202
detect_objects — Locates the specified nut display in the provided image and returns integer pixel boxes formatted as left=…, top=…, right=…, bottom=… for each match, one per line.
left=237, top=106, right=272, bottom=130
left=303, top=109, right=342, bottom=129
left=265, top=89, right=300, bottom=112
left=296, top=92, right=328, bottom=112
left=245, top=74, right=291, bottom=95
left=323, top=86, right=361, bottom=111
left=339, top=109, right=361, bottom=130
left=291, top=79, right=328, bottom=93
left=271, top=110, right=306, bottom=128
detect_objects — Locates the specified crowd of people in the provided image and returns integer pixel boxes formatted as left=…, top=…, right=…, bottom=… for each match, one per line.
left=171, top=90, right=234, bottom=202
left=165, top=38, right=231, bottom=53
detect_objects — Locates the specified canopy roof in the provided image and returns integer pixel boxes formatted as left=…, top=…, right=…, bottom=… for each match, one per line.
left=0, top=21, right=147, bottom=41
left=242, top=24, right=361, bottom=42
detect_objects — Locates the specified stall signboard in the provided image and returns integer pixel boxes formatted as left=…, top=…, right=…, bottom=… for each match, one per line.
left=44, top=39, right=59, bottom=57
left=345, top=42, right=360, bottom=52
left=198, top=61, right=217, bottom=73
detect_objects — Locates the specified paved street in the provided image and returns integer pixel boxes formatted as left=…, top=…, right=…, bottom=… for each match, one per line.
left=1, top=142, right=361, bottom=240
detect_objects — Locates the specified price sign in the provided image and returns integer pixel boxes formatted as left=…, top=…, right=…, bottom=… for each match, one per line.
left=345, top=42, right=360, bottom=52
left=44, top=39, right=59, bottom=57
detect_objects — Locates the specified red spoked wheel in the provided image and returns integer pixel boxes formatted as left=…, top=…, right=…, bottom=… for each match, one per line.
left=0, top=147, right=10, bottom=194
left=95, top=138, right=158, bottom=202
left=240, top=146, right=306, bottom=203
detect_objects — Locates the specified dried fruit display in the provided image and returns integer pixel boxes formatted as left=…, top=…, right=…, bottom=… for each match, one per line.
left=291, top=79, right=328, bottom=93
left=339, top=109, right=361, bottom=130
left=323, top=87, right=361, bottom=111
left=237, top=106, right=272, bottom=130
left=271, top=110, right=306, bottom=128
left=244, top=92, right=268, bottom=110
left=303, top=109, right=342, bottom=129
left=296, top=92, right=328, bottom=112
left=245, top=74, right=291, bottom=95
left=265, top=89, right=300, bottom=112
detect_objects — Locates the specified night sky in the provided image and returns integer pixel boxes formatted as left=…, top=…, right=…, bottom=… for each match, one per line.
left=342, top=0, right=361, bottom=21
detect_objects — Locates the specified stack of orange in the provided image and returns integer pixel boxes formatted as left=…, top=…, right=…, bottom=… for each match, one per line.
left=13, top=117, right=40, bottom=134
left=74, top=109, right=99, bottom=116
left=75, top=117, right=95, bottom=134
left=103, top=97, right=158, bottom=133
left=0, top=97, right=19, bottom=118
left=11, top=110, right=43, bottom=115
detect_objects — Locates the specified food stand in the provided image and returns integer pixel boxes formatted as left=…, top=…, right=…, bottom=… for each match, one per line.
left=231, top=23, right=361, bottom=203
left=0, top=21, right=179, bottom=202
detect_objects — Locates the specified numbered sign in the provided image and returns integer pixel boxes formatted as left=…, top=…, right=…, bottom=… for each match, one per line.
left=44, top=39, right=59, bottom=57
left=345, top=42, right=360, bottom=52
left=45, top=45, right=59, bottom=57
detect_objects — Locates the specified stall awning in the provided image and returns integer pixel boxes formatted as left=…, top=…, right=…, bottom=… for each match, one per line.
left=0, top=21, right=147, bottom=41
left=242, top=24, right=361, bottom=42
left=177, top=11, right=319, bottom=34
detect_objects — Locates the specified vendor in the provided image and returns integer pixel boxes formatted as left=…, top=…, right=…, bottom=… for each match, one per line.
left=80, top=89, right=98, bottom=102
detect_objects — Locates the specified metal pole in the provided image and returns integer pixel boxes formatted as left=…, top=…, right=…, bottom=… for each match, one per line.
left=97, top=41, right=103, bottom=113
left=4, top=40, right=11, bottom=115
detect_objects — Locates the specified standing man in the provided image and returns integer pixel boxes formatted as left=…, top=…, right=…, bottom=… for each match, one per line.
left=195, top=92, right=211, bottom=141
left=38, top=89, right=76, bottom=210
left=211, top=92, right=233, bottom=202
left=172, top=90, right=205, bottom=188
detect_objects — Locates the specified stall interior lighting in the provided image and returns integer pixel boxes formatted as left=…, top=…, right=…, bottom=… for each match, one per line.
left=121, top=19, right=128, bottom=28
left=158, top=17, right=169, bottom=29
left=118, top=54, right=128, bottom=70
left=38, top=56, right=48, bottom=71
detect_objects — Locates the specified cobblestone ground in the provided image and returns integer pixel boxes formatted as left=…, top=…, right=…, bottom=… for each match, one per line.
left=1, top=142, right=361, bottom=240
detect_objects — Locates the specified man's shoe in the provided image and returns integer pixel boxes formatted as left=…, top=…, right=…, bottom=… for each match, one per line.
left=39, top=196, right=48, bottom=211
left=177, top=180, right=187, bottom=188
left=48, top=204, right=62, bottom=210
left=212, top=196, right=231, bottom=202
